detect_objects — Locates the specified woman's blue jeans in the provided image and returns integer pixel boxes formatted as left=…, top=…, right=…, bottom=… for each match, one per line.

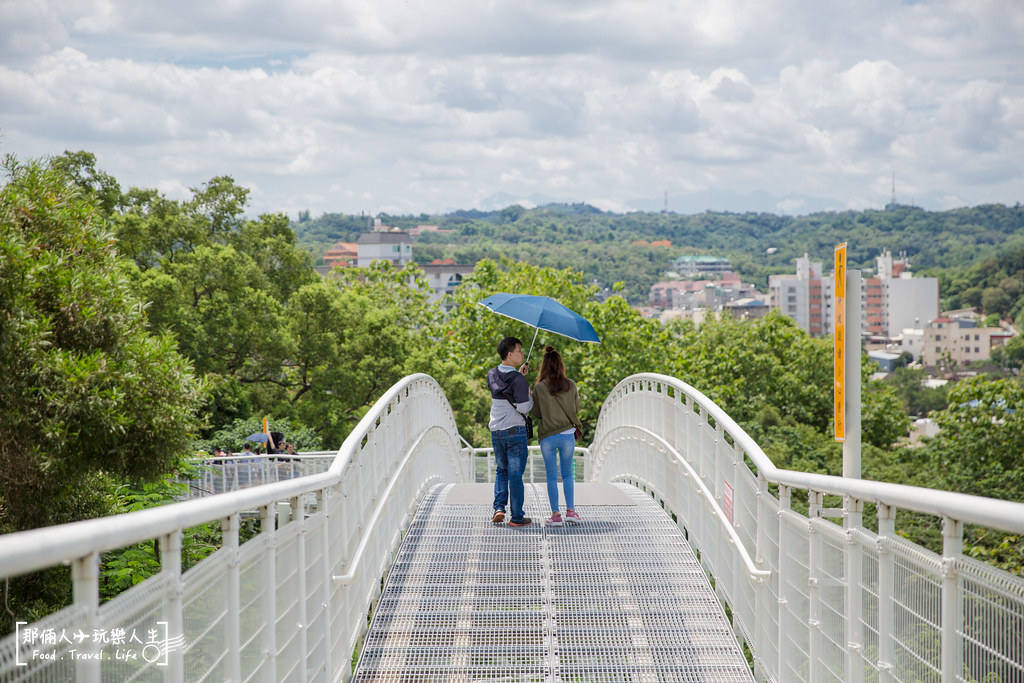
left=540, top=432, right=575, bottom=512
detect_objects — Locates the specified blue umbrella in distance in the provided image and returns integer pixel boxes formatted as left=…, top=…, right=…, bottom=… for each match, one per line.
left=478, top=293, right=600, bottom=363
left=245, top=432, right=271, bottom=443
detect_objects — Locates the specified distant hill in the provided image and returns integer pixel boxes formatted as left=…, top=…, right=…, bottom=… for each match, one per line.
left=293, top=203, right=1024, bottom=304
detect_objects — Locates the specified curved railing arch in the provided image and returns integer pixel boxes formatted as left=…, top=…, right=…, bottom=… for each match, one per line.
left=3, top=372, right=1024, bottom=683
left=589, top=373, right=1024, bottom=683
left=0, top=373, right=470, bottom=683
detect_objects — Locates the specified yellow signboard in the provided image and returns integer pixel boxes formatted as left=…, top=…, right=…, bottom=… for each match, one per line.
left=834, top=243, right=847, bottom=441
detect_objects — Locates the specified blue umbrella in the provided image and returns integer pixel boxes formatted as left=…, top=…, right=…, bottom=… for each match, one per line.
left=245, top=432, right=270, bottom=443
left=478, top=293, right=600, bottom=362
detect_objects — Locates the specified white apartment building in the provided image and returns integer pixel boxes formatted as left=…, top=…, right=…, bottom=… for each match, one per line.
left=769, top=251, right=938, bottom=341
left=356, top=229, right=412, bottom=267
left=421, top=260, right=475, bottom=303
left=876, top=252, right=940, bottom=339
left=896, top=328, right=925, bottom=362
left=768, top=254, right=832, bottom=337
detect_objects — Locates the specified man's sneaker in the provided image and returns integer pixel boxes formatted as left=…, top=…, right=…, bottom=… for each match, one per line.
left=564, top=509, right=582, bottom=524
left=491, top=510, right=505, bottom=524
left=545, top=512, right=564, bottom=527
left=509, top=517, right=532, bottom=527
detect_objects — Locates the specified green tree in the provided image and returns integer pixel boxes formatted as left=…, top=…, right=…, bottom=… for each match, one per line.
left=672, top=312, right=834, bottom=431
left=862, top=380, right=909, bottom=449
left=883, top=367, right=949, bottom=416
left=991, top=335, right=1024, bottom=370
left=0, top=154, right=207, bottom=532
left=918, top=376, right=1024, bottom=501
left=50, top=150, right=124, bottom=218
left=113, top=178, right=317, bottom=430
left=981, top=286, right=1011, bottom=316
left=284, top=260, right=478, bottom=447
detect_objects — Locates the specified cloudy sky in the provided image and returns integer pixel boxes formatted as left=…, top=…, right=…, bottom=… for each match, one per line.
left=1, top=1, right=1022, bottom=218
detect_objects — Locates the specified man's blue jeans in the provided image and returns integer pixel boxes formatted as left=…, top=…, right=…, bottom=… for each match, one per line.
left=491, top=425, right=528, bottom=522
left=540, top=431, right=575, bottom=512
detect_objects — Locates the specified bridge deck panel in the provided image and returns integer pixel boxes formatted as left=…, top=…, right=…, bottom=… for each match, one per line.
left=354, top=482, right=755, bottom=682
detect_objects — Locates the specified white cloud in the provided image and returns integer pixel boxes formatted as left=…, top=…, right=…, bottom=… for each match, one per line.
left=0, top=0, right=1021, bottom=216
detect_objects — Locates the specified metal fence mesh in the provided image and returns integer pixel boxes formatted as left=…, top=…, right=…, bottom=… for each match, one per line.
left=354, top=482, right=755, bottom=682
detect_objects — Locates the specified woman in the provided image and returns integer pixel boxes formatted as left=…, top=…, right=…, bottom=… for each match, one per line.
left=530, top=346, right=584, bottom=526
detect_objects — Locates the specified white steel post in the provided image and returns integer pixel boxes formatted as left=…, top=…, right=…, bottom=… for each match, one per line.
left=293, top=495, right=308, bottom=683
left=72, top=552, right=100, bottom=683
left=844, top=269, right=862, bottom=481
left=941, top=517, right=963, bottom=683
left=808, top=490, right=823, bottom=683
left=845, top=497, right=864, bottom=683
left=755, top=473, right=771, bottom=682
left=318, top=489, right=334, bottom=681
left=222, top=514, right=241, bottom=683
left=260, top=504, right=277, bottom=683
left=777, top=485, right=792, bottom=681
left=877, top=504, right=895, bottom=683
left=160, top=530, right=184, bottom=683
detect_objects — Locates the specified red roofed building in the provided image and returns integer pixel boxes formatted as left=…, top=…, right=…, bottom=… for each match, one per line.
left=323, top=241, right=358, bottom=268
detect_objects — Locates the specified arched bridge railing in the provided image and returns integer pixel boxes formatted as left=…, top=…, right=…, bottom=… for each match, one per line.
left=589, top=373, right=1024, bottom=683
left=4, top=372, right=1024, bottom=682
left=0, top=374, right=469, bottom=683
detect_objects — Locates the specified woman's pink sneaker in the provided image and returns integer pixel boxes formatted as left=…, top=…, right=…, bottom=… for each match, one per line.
left=545, top=512, right=564, bottom=527
left=564, top=509, right=582, bottom=524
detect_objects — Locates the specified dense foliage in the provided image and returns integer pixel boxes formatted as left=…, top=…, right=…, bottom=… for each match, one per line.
left=2, top=150, right=1023, bottom=635
left=0, top=155, right=206, bottom=532
left=296, top=202, right=1024, bottom=304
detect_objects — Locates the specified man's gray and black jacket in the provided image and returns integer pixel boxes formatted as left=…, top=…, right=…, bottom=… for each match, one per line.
left=487, top=365, right=534, bottom=431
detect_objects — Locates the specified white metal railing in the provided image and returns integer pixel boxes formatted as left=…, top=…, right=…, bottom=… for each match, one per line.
left=0, top=374, right=470, bottom=683
left=179, top=453, right=338, bottom=498
left=4, top=371, right=1024, bottom=683
left=469, top=445, right=587, bottom=484
left=588, top=373, right=1024, bottom=683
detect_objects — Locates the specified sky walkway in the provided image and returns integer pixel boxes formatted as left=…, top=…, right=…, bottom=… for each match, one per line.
left=354, top=482, right=754, bottom=682
left=1, top=373, right=1023, bottom=682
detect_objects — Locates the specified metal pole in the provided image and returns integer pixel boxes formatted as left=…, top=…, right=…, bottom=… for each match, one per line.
left=160, top=530, right=184, bottom=683
left=941, top=517, right=963, bottom=683
left=844, top=269, right=862, bottom=480
left=72, top=552, right=100, bottom=683
left=223, top=514, right=241, bottom=683
left=877, top=504, right=895, bottom=683
left=260, top=504, right=278, bottom=683
left=843, top=270, right=864, bottom=681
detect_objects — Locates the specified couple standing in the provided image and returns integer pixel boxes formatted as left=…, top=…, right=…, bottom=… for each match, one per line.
left=487, top=336, right=584, bottom=527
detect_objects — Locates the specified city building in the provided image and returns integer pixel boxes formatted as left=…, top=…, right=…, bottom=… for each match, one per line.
left=356, top=228, right=412, bottom=267
left=323, top=241, right=358, bottom=269
left=875, top=252, right=939, bottom=339
left=921, top=315, right=1014, bottom=368
left=723, top=298, right=770, bottom=321
left=421, top=259, right=475, bottom=303
left=895, top=328, right=925, bottom=362
left=768, top=254, right=833, bottom=337
left=649, top=274, right=764, bottom=313
left=769, top=251, right=938, bottom=341
left=669, top=255, right=732, bottom=277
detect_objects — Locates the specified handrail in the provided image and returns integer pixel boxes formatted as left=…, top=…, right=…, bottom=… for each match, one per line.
left=332, top=426, right=452, bottom=584
left=0, top=373, right=437, bottom=580
left=629, top=373, right=1024, bottom=533
left=608, top=424, right=770, bottom=582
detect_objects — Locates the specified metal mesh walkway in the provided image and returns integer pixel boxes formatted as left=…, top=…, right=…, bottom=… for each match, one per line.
left=353, top=482, right=755, bottom=682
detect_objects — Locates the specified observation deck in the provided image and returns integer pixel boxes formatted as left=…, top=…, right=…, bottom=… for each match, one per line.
left=1, top=373, right=1023, bottom=683
left=355, top=482, right=753, bottom=681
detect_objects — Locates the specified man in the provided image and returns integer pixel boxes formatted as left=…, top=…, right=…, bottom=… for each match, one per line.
left=487, top=336, right=534, bottom=527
